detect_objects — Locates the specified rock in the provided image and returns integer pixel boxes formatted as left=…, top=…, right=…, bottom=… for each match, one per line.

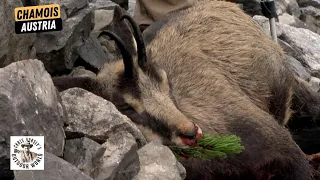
left=64, top=137, right=101, bottom=176
left=133, top=141, right=187, bottom=180
left=60, top=0, right=89, bottom=18
left=301, top=6, right=320, bottom=20
left=38, top=0, right=89, bottom=20
left=91, top=8, right=118, bottom=62
left=29, top=46, right=37, bottom=59
left=275, top=0, right=301, bottom=17
left=300, top=6, right=320, bottom=35
left=78, top=33, right=114, bottom=69
left=111, top=0, right=129, bottom=10
left=311, top=70, right=320, bottom=78
left=99, top=36, right=117, bottom=56
left=128, top=0, right=136, bottom=16
left=21, top=0, right=39, bottom=6
left=277, top=39, right=313, bottom=81
left=33, top=5, right=94, bottom=74
left=0, top=1, right=36, bottom=68
left=297, top=0, right=320, bottom=8
left=236, top=0, right=262, bottom=16
left=286, top=55, right=311, bottom=81
left=310, top=76, right=320, bottom=92
left=60, top=88, right=146, bottom=146
left=252, top=15, right=283, bottom=37
left=0, top=59, right=65, bottom=178
left=93, top=9, right=114, bottom=31
left=278, top=13, right=308, bottom=28
left=278, top=39, right=308, bottom=68
left=91, top=131, right=140, bottom=180
left=253, top=15, right=270, bottom=33
left=14, top=152, right=93, bottom=180
left=90, top=0, right=118, bottom=10
left=101, top=5, right=136, bottom=58
left=278, top=23, right=320, bottom=71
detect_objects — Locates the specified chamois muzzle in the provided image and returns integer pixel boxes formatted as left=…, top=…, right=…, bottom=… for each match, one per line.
left=176, top=122, right=203, bottom=146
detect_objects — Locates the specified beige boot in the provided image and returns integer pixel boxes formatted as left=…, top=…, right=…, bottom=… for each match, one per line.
left=133, top=0, right=197, bottom=31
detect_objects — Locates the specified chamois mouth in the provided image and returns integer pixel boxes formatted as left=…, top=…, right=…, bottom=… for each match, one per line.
left=178, top=124, right=203, bottom=147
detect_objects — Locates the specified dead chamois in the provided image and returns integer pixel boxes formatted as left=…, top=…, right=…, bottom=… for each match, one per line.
left=52, top=1, right=319, bottom=179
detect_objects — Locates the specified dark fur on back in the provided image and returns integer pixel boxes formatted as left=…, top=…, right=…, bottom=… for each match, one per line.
left=52, top=0, right=320, bottom=179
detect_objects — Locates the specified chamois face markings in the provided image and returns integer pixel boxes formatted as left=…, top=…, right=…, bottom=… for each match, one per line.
left=135, top=124, right=164, bottom=143
left=114, top=61, right=199, bottom=147
left=122, top=94, right=144, bottom=113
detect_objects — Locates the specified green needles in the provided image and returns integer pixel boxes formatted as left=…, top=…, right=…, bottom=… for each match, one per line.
left=170, top=134, right=245, bottom=160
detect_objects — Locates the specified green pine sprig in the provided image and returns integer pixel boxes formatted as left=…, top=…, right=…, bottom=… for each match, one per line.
left=170, top=134, right=245, bottom=160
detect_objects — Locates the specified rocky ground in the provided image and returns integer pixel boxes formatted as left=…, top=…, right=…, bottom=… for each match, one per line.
left=0, top=0, right=320, bottom=179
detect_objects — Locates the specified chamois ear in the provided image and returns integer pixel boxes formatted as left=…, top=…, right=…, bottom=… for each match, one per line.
left=98, top=30, right=135, bottom=78
left=113, top=5, right=126, bottom=21
left=120, top=14, right=147, bottom=70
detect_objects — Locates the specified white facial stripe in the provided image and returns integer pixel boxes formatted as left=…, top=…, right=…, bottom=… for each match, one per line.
left=143, top=91, right=187, bottom=127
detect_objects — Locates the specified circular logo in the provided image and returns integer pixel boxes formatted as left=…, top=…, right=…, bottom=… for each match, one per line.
left=11, top=136, right=44, bottom=170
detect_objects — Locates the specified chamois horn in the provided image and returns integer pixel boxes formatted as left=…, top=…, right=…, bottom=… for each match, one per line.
left=98, top=30, right=134, bottom=77
left=120, top=14, right=147, bottom=69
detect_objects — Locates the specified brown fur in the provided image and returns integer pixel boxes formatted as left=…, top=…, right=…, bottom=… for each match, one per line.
left=52, top=1, right=320, bottom=179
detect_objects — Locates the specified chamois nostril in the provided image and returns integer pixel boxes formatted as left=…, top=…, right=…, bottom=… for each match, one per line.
left=179, top=129, right=197, bottom=139
left=178, top=123, right=203, bottom=146
left=177, top=123, right=197, bottom=138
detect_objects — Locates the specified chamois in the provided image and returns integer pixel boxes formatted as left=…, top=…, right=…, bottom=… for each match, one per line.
left=52, top=1, right=320, bottom=179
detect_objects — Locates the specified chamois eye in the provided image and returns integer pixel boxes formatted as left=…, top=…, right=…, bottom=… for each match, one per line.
left=119, top=104, right=136, bottom=114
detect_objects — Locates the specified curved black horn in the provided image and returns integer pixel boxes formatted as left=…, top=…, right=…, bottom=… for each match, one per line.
left=98, top=30, right=134, bottom=76
left=120, top=14, right=147, bottom=69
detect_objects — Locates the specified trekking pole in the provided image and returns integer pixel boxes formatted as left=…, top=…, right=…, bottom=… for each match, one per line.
left=260, top=0, right=278, bottom=43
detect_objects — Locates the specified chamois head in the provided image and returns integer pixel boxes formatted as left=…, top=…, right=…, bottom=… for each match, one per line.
left=97, top=14, right=203, bottom=148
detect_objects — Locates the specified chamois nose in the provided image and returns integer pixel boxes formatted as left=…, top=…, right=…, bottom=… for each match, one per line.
left=177, top=122, right=203, bottom=146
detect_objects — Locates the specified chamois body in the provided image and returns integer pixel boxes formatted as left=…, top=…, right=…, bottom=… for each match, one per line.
left=53, top=1, right=318, bottom=179
left=136, top=1, right=312, bottom=179
left=143, top=1, right=295, bottom=126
